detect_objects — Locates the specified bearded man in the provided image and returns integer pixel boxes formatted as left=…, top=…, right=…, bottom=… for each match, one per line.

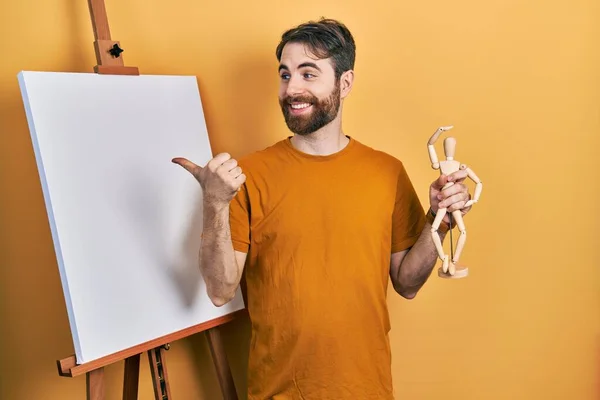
left=172, top=18, right=472, bottom=400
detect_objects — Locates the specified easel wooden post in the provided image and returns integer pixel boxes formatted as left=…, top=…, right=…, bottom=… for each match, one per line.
left=54, top=2, right=244, bottom=399
left=57, top=312, right=244, bottom=400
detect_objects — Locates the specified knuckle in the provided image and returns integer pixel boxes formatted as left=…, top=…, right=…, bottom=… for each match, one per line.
left=207, top=163, right=218, bottom=172
left=211, top=153, right=231, bottom=167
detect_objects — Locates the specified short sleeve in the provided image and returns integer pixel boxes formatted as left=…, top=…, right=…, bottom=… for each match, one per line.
left=391, top=164, right=426, bottom=253
left=229, top=180, right=251, bottom=253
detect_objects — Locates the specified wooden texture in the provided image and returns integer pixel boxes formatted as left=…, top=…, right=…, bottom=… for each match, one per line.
left=87, top=0, right=111, bottom=40
left=87, top=0, right=138, bottom=73
left=206, top=327, right=239, bottom=400
left=427, top=125, right=483, bottom=278
left=94, top=65, right=140, bottom=75
left=438, top=264, right=469, bottom=279
left=86, top=368, right=105, bottom=400
left=148, top=347, right=172, bottom=400
left=58, top=310, right=246, bottom=377
left=94, top=40, right=124, bottom=68
left=122, top=354, right=141, bottom=400
left=50, top=3, right=235, bottom=399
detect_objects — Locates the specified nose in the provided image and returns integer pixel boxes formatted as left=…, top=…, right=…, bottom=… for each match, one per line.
left=285, top=75, right=305, bottom=97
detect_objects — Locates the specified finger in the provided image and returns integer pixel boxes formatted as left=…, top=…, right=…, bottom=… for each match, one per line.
left=172, top=157, right=201, bottom=174
left=450, top=201, right=467, bottom=212
left=213, top=152, right=231, bottom=164
left=221, top=158, right=238, bottom=172
left=236, top=173, right=247, bottom=184
left=431, top=174, right=448, bottom=190
left=445, top=200, right=466, bottom=213
left=229, top=166, right=242, bottom=177
left=231, top=174, right=246, bottom=193
left=207, top=153, right=232, bottom=171
left=447, top=169, right=468, bottom=183
left=439, top=182, right=467, bottom=199
left=439, top=192, right=469, bottom=209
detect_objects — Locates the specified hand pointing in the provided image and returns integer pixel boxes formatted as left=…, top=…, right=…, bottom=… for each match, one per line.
left=172, top=152, right=246, bottom=205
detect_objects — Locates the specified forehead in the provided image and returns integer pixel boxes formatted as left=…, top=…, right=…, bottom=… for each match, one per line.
left=279, top=42, right=334, bottom=72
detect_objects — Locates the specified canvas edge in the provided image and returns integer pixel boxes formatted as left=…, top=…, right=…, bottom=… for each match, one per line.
left=16, top=71, right=86, bottom=364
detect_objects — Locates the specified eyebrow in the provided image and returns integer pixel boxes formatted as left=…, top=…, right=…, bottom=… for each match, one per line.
left=278, top=62, right=322, bottom=72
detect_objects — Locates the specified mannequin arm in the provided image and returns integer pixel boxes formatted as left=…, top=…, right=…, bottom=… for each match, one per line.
left=462, top=166, right=482, bottom=207
left=427, top=144, right=439, bottom=169
left=427, top=126, right=453, bottom=169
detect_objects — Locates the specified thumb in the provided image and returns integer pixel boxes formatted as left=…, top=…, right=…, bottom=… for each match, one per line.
left=431, top=174, right=448, bottom=190
left=172, top=157, right=202, bottom=175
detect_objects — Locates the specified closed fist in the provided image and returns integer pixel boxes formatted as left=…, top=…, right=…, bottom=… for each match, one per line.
left=172, top=152, right=246, bottom=205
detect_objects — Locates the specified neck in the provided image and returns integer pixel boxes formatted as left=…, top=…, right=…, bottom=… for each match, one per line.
left=289, top=113, right=349, bottom=156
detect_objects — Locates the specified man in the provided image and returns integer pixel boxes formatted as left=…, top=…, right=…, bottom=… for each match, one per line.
left=173, top=18, right=471, bottom=400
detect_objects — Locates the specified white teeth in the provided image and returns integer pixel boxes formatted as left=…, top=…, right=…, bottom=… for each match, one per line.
left=291, top=103, right=310, bottom=109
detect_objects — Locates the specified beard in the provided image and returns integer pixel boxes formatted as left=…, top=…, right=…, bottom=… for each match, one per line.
left=279, top=82, right=341, bottom=135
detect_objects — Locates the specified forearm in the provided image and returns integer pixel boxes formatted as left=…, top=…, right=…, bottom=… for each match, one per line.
left=199, top=200, right=242, bottom=306
left=393, top=221, right=446, bottom=298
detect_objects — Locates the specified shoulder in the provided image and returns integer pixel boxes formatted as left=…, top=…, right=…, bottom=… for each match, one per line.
left=234, top=139, right=288, bottom=172
left=351, top=138, right=406, bottom=174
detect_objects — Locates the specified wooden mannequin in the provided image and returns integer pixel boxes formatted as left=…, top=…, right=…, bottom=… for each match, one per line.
left=427, top=126, right=482, bottom=278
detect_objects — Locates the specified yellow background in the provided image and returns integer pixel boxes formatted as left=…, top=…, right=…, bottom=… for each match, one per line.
left=1, top=0, right=598, bottom=399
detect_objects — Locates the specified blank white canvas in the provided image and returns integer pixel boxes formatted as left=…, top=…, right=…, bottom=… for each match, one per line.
left=17, top=71, right=245, bottom=364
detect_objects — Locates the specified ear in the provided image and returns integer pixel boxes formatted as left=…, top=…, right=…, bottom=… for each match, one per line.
left=339, top=70, right=354, bottom=99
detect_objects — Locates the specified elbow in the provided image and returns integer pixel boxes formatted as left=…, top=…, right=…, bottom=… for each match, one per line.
left=209, top=293, right=235, bottom=307
left=207, top=288, right=237, bottom=307
left=399, top=289, right=418, bottom=300
left=394, top=284, right=420, bottom=300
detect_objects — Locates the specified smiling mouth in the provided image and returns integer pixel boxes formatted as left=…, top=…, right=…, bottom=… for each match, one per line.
left=290, top=102, right=310, bottom=109
left=288, top=102, right=312, bottom=113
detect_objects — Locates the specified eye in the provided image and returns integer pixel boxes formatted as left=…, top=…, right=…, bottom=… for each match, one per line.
left=303, top=73, right=315, bottom=79
left=280, top=73, right=290, bottom=80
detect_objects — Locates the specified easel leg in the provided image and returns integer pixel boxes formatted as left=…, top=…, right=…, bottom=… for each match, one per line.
left=148, top=346, right=172, bottom=400
left=206, top=327, right=238, bottom=400
left=86, top=368, right=105, bottom=400
left=122, top=354, right=141, bottom=400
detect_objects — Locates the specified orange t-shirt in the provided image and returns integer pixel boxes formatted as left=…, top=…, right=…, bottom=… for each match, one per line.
left=229, top=136, right=426, bottom=399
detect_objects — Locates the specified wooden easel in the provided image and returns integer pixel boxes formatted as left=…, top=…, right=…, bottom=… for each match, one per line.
left=57, top=311, right=245, bottom=399
left=56, top=2, right=246, bottom=399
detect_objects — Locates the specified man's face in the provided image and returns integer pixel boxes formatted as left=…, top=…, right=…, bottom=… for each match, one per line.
left=278, top=42, right=341, bottom=135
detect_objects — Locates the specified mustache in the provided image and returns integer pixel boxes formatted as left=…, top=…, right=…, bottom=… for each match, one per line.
left=282, top=94, right=317, bottom=105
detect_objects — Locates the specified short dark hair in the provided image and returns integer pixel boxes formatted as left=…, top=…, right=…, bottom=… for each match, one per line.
left=275, top=18, right=356, bottom=79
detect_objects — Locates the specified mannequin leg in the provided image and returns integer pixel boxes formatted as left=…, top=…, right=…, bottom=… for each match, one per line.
left=450, top=210, right=467, bottom=264
left=430, top=208, right=449, bottom=273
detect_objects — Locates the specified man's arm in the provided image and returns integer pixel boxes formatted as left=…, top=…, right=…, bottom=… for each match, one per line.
left=389, top=218, right=447, bottom=299
left=171, top=152, right=248, bottom=307
left=200, top=202, right=248, bottom=306
left=390, top=167, right=471, bottom=299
